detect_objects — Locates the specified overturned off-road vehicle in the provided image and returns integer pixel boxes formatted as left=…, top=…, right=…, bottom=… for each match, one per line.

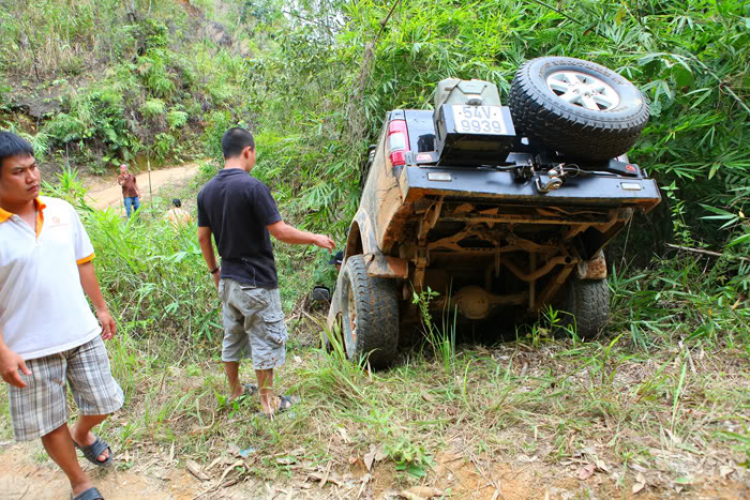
left=327, top=57, right=661, bottom=367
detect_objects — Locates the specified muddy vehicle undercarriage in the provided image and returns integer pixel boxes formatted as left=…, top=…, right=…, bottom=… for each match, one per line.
left=326, top=57, right=662, bottom=367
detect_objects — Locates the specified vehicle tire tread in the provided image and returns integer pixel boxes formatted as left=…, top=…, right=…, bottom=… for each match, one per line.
left=509, top=57, right=649, bottom=160
left=344, top=255, right=399, bottom=367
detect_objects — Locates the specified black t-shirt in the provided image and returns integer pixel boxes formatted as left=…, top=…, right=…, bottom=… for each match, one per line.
left=197, top=169, right=282, bottom=288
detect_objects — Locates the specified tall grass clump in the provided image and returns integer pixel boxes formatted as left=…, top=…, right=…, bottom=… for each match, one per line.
left=42, top=167, right=222, bottom=363
left=609, top=259, right=750, bottom=351
left=412, top=287, right=457, bottom=377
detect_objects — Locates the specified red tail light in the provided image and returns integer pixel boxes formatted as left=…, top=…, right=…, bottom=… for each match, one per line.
left=388, top=119, right=410, bottom=166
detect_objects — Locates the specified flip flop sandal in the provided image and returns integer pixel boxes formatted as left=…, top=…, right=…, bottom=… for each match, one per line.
left=75, top=437, right=113, bottom=466
left=72, top=486, right=104, bottom=500
left=233, top=384, right=258, bottom=403
left=260, top=395, right=300, bottom=419
left=276, top=395, right=299, bottom=413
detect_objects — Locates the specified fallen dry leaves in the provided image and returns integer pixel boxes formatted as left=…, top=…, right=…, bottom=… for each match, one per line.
left=632, top=472, right=646, bottom=494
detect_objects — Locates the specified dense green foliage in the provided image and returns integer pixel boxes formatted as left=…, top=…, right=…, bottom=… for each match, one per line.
left=274, top=0, right=750, bottom=284
left=0, top=0, right=256, bottom=171
left=1, top=0, right=748, bottom=312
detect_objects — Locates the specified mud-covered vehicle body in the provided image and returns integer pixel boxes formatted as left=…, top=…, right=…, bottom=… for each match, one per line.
left=326, top=57, right=661, bottom=366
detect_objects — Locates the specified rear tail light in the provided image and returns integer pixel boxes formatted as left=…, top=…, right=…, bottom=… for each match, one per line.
left=388, top=119, right=410, bottom=167
left=390, top=150, right=406, bottom=165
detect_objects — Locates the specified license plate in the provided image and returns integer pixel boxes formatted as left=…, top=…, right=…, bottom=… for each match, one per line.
left=452, top=105, right=507, bottom=135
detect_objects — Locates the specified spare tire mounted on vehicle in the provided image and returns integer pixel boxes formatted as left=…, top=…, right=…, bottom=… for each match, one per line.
left=509, top=56, right=649, bottom=161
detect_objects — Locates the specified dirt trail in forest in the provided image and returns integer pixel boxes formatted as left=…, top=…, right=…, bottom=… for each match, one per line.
left=85, top=162, right=201, bottom=211
left=0, top=442, right=202, bottom=500
left=0, top=441, right=335, bottom=500
left=1, top=440, right=747, bottom=500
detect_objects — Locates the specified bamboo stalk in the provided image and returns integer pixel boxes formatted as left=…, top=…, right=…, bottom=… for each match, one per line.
left=666, top=243, right=750, bottom=262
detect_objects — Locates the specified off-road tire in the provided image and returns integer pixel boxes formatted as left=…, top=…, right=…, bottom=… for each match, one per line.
left=558, top=278, right=610, bottom=339
left=340, top=255, right=399, bottom=367
left=509, top=57, right=649, bottom=161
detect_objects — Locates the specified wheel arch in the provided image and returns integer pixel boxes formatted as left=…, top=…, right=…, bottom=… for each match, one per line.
left=345, top=210, right=408, bottom=280
left=345, top=219, right=365, bottom=260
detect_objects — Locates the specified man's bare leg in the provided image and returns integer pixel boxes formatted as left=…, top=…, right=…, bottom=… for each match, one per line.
left=70, top=414, right=110, bottom=463
left=41, top=423, right=93, bottom=497
left=256, top=368, right=278, bottom=415
left=224, top=361, right=246, bottom=400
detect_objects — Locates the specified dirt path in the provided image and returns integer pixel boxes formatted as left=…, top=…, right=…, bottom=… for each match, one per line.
left=2, top=439, right=746, bottom=500
left=0, top=442, right=202, bottom=500
left=85, top=163, right=201, bottom=211
left=0, top=441, right=337, bottom=500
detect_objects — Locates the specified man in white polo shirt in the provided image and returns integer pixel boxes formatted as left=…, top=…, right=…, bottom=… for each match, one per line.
left=0, top=132, right=123, bottom=500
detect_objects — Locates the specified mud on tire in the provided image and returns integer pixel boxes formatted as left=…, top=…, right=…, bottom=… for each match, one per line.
left=509, top=56, right=649, bottom=161
left=340, top=255, right=399, bottom=367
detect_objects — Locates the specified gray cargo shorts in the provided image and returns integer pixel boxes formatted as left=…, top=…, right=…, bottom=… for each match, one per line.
left=219, top=278, right=288, bottom=370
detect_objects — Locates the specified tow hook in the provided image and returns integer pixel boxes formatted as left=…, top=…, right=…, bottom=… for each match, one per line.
left=535, top=165, right=566, bottom=193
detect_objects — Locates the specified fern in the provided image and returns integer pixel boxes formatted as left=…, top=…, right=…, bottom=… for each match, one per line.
left=167, top=109, right=189, bottom=130
left=143, top=99, right=166, bottom=118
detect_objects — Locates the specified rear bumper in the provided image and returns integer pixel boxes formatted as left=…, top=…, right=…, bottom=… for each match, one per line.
left=399, top=165, right=661, bottom=212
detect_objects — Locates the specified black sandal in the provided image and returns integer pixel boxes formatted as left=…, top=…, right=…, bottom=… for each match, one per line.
left=75, top=437, right=113, bottom=466
left=277, top=395, right=299, bottom=412
left=242, top=383, right=258, bottom=396
left=260, top=395, right=299, bottom=419
left=72, top=486, right=104, bottom=500
left=232, top=383, right=258, bottom=403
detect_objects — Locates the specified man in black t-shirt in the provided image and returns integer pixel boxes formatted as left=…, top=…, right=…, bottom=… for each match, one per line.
left=197, top=127, right=335, bottom=417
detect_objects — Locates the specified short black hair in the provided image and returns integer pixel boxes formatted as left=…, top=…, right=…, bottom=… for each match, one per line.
left=172, top=198, right=181, bottom=208
left=0, top=131, right=34, bottom=176
left=221, top=127, right=255, bottom=159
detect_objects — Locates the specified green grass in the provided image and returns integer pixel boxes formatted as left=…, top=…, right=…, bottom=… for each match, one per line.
left=2, top=278, right=748, bottom=496
left=70, top=319, right=747, bottom=492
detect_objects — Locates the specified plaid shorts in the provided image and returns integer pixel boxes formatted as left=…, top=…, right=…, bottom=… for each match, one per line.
left=220, top=279, right=288, bottom=370
left=9, top=335, right=124, bottom=441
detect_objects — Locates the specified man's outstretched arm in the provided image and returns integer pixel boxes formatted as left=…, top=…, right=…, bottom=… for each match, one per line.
left=267, top=221, right=335, bottom=251
left=198, top=226, right=220, bottom=289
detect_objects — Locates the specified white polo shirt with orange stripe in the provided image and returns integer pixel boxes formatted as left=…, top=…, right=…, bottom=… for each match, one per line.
left=0, top=196, right=101, bottom=360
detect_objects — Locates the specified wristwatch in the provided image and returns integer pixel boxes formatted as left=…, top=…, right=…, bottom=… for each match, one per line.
left=209, top=266, right=220, bottom=274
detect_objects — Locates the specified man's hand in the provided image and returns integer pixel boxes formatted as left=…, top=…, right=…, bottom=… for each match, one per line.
left=313, top=234, right=336, bottom=252
left=0, top=348, right=32, bottom=388
left=198, top=226, right=220, bottom=293
left=97, top=309, right=117, bottom=341
left=212, top=268, right=221, bottom=290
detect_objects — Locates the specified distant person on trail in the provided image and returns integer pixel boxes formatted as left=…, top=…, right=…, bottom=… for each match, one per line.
left=165, top=198, right=192, bottom=227
left=197, top=127, right=335, bottom=417
left=0, top=132, right=123, bottom=500
left=117, top=163, right=140, bottom=217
